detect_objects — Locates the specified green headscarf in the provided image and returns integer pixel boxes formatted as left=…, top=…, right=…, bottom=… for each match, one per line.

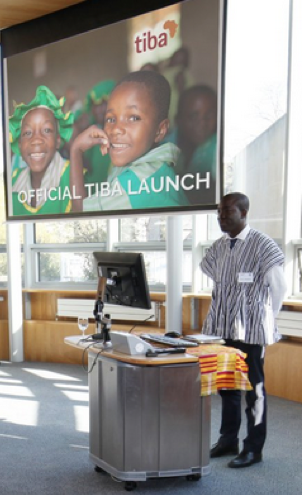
left=84, top=80, right=116, bottom=113
left=9, top=85, right=74, bottom=155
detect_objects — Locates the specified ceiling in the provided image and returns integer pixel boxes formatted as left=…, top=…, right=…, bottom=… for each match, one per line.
left=0, top=0, right=86, bottom=30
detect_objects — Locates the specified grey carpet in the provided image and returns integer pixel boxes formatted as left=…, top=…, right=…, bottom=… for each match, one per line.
left=0, top=361, right=301, bottom=495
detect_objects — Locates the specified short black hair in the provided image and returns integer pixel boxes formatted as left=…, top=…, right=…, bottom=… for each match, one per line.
left=223, top=192, right=250, bottom=212
left=115, top=70, right=171, bottom=122
left=177, top=84, right=217, bottom=114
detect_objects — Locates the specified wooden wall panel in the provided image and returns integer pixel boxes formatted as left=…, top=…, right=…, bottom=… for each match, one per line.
left=4, top=287, right=302, bottom=406
left=23, top=320, right=165, bottom=364
left=199, top=299, right=211, bottom=328
left=0, top=0, right=85, bottom=29
left=0, top=321, right=9, bottom=361
left=265, top=340, right=302, bottom=403
left=28, top=290, right=167, bottom=326
left=182, top=296, right=192, bottom=331
left=24, top=320, right=87, bottom=364
left=29, top=292, right=67, bottom=320
left=0, top=290, right=8, bottom=320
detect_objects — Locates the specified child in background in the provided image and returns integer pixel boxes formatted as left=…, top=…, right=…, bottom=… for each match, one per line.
left=85, top=80, right=116, bottom=127
left=162, top=46, right=195, bottom=128
left=82, top=80, right=116, bottom=189
left=70, top=70, right=189, bottom=212
left=10, top=85, right=74, bottom=215
left=173, top=84, right=217, bottom=205
left=63, top=85, right=83, bottom=114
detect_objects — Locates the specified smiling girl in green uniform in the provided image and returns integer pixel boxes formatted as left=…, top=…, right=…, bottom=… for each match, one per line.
left=10, top=85, right=74, bottom=216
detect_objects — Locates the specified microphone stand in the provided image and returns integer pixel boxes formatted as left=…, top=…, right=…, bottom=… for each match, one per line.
left=93, top=276, right=112, bottom=348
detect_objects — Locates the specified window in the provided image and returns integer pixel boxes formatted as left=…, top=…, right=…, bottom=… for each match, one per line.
left=292, top=244, right=302, bottom=296
left=2, top=0, right=300, bottom=301
left=119, top=215, right=192, bottom=242
left=0, top=174, right=7, bottom=285
left=298, top=247, right=302, bottom=293
left=120, top=216, right=167, bottom=242
left=0, top=252, right=7, bottom=284
left=118, top=216, right=193, bottom=291
left=32, top=219, right=108, bottom=287
left=35, top=219, right=107, bottom=243
left=224, top=0, right=290, bottom=240
left=30, top=244, right=105, bottom=287
left=114, top=243, right=192, bottom=292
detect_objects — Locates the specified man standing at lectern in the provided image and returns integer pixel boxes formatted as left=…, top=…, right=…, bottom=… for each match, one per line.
left=200, top=192, right=286, bottom=468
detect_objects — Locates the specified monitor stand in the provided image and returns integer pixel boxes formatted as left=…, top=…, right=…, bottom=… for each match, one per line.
left=93, top=276, right=112, bottom=348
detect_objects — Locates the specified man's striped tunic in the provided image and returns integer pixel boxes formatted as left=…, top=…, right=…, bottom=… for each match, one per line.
left=200, top=229, right=284, bottom=345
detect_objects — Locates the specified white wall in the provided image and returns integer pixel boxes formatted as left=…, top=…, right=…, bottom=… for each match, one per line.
left=231, top=114, right=286, bottom=239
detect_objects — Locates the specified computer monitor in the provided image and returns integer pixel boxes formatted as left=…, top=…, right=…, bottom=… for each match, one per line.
left=93, top=252, right=151, bottom=310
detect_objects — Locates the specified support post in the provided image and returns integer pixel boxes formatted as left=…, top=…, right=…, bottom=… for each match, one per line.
left=7, top=222, right=23, bottom=362
left=166, top=215, right=183, bottom=333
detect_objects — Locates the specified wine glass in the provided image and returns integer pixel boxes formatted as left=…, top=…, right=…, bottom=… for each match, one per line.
left=78, top=316, right=89, bottom=339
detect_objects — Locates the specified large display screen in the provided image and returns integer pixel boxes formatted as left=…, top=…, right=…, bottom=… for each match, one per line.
left=1, top=0, right=226, bottom=221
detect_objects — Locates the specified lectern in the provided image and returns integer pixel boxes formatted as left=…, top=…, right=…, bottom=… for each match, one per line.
left=88, top=349, right=210, bottom=491
left=77, top=251, right=210, bottom=490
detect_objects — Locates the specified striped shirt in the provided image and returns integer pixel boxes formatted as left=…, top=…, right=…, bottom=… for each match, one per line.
left=200, top=226, right=286, bottom=345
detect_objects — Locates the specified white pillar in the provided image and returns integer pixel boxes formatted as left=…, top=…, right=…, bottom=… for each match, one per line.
left=192, top=213, right=208, bottom=293
left=7, top=222, right=23, bottom=362
left=283, top=0, right=302, bottom=294
left=106, top=218, right=119, bottom=252
left=166, top=215, right=183, bottom=333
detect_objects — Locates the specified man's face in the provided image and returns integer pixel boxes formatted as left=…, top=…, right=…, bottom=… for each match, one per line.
left=217, top=197, right=246, bottom=237
left=104, top=82, right=167, bottom=167
left=19, top=108, right=60, bottom=174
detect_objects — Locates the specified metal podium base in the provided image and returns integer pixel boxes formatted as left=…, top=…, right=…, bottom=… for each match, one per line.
left=88, top=353, right=211, bottom=486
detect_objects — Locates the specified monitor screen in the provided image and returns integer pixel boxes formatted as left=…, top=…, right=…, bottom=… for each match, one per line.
left=1, top=0, right=226, bottom=222
left=93, top=251, right=151, bottom=310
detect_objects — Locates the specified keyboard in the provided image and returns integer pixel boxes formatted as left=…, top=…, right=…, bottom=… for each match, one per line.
left=140, top=333, right=199, bottom=348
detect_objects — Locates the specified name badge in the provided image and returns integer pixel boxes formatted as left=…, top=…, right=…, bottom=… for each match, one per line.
left=238, top=272, right=254, bottom=283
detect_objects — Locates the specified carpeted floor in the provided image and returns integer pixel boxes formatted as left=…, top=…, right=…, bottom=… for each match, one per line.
left=0, top=361, right=301, bottom=494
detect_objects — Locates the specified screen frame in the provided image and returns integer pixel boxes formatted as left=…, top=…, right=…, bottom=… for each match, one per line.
left=1, top=0, right=227, bottom=222
left=93, top=251, right=152, bottom=310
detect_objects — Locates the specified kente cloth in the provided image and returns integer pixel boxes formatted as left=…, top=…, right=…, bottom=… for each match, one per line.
left=186, top=344, right=252, bottom=397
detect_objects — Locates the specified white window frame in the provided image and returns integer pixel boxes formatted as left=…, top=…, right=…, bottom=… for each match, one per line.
left=114, top=240, right=194, bottom=292
left=0, top=243, right=7, bottom=287
left=29, top=243, right=106, bottom=290
left=198, top=242, right=214, bottom=293
left=292, top=241, right=302, bottom=297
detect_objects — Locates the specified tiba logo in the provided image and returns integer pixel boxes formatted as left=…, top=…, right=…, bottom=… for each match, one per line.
left=134, top=20, right=178, bottom=53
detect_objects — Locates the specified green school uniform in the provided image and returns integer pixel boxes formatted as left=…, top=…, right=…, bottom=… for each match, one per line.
left=83, top=143, right=111, bottom=193
left=166, top=131, right=217, bottom=205
left=82, top=81, right=116, bottom=193
left=12, top=152, right=71, bottom=216
left=175, top=133, right=217, bottom=180
left=83, top=143, right=189, bottom=212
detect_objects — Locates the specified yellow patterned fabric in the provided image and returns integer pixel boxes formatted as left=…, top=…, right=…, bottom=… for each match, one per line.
left=186, top=344, right=252, bottom=397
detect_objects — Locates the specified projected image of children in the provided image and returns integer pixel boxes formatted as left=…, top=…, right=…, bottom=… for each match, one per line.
left=70, top=70, right=190, bottom=212
left=4, top=0, right=222, bottom=220
left=9, top=85, right=74, bottom=216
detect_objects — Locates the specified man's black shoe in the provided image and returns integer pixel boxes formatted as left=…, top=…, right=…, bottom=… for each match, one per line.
left=210, top=439, right=239, bottom=458
left=228, top=450, right=262, bottom=468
